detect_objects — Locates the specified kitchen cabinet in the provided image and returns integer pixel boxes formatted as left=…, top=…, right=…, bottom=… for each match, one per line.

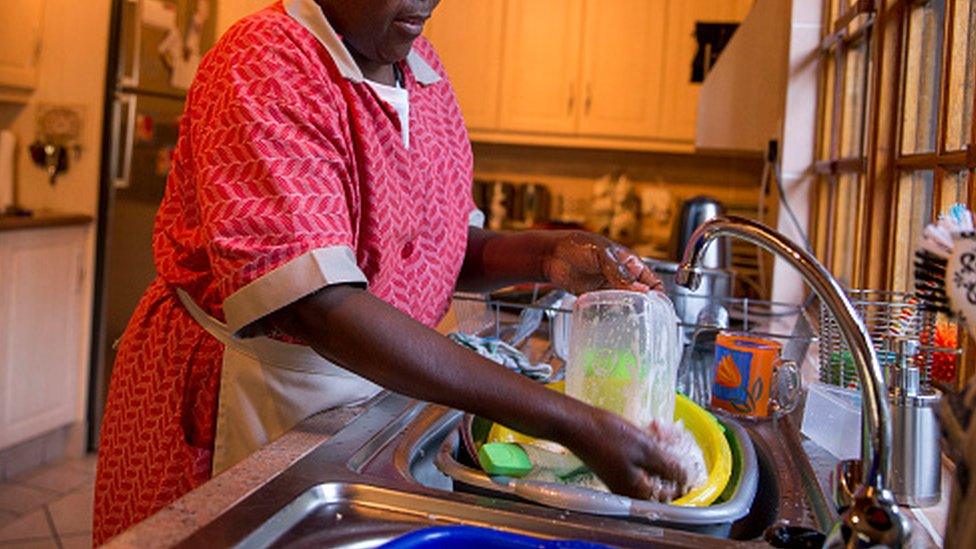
left=658, top=0, right=755, bottom=141
left=577, top=0, right=667, bottom=138
left=424, top=0, right=505, bottom=130
left=0, top=0, right=46, bottom=92
left=0, top=226, right=88, bottom=450
left=498, top=0, right=583, bottom=134
left=428, top=0, right=754, bottom=151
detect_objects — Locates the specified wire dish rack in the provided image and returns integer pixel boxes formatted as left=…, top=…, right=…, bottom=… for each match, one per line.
left=451, top=286, right=818, bottom=376
left=817, top=290, right=961, bottom=390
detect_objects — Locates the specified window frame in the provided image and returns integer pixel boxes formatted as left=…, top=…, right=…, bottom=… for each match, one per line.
left=813, top=0, right=976, bottom=384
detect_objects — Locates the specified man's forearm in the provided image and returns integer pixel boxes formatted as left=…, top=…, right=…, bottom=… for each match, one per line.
left=457, top=227, right=563, bottom=292
left=271, top=284, right=588, bottom=443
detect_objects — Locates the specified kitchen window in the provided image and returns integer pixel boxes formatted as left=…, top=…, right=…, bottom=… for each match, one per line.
left=812, top=0, right=976, bottom=382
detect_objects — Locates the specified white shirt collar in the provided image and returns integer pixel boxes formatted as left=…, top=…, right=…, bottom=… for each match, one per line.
left=283, top=0, right=442, bottom=86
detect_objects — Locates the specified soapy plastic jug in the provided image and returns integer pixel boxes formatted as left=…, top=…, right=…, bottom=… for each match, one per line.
left=566, top=290, right=681, bottom=425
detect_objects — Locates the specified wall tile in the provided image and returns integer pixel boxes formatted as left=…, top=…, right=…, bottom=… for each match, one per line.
left=1, top=438, right=47, bottom=481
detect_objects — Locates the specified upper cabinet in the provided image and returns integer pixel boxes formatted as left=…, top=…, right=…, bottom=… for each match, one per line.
left=658, top=0, right=755, bottom=141
left=578, top=0, right=667, bottom=139
left=498, top=0, right=583, bottom=134
left=0, top=0, right=46, bottom=92
left=425, top=0, right=754, bottom=152
left=424, top=0, right=505, bottom=130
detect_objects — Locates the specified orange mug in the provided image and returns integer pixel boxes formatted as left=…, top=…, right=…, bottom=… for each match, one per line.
left=711, top=332, right=801, bottom=418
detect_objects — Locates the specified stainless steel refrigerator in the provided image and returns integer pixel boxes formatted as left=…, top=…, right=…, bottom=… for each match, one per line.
left=89, top=0, right=217, bottom=447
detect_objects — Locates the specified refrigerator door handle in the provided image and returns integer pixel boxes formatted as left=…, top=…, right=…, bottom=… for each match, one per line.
left=113, top=93, right=137, bottom=189
left=120, top=0, right=143, bottom=88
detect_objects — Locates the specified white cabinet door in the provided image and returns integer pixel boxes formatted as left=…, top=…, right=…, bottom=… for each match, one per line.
left=0, top=0, right=46, bottom=90
left=425, top=0, right=505, bottom=130
left=578, top=0, right=667, bottom=138
left=498, top=0, right=584, bottom=134
left=0, top=227, right=87, bottom=449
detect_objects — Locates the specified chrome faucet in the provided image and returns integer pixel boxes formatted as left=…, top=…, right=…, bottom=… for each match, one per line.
left=675, top=216, right=910, bottom=547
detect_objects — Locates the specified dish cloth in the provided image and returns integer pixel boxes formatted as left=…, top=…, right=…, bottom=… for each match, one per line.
left=514, top=419, right=708, bottom=503
left=449, top=333, right=553, bottom=382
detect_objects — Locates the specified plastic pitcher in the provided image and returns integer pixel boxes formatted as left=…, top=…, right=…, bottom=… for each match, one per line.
left=566, top=290, right=681, bottom=425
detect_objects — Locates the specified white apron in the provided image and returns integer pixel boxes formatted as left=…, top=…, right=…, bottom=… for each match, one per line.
left=176, top=289, right=382, bottom=475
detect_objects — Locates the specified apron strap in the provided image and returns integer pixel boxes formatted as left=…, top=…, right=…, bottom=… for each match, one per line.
left=175, top=287, right=351, bottom=374
left=176, top=288, right=236, bottom=346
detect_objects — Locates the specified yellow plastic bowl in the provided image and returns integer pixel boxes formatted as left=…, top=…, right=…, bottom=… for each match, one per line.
left=486, top=388, right=733, bottom=507
left=671, top=394, right=733, bottom=507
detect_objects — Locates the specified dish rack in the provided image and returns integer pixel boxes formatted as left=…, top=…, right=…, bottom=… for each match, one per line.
left=817, top=289, right=961, bottom=390
left=452, top=287, right=818, bottom=372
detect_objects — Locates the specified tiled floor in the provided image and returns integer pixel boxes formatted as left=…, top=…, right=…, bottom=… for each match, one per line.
left=0, top=455, right=95, bottom=549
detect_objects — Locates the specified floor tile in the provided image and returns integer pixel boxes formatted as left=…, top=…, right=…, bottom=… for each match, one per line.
left=0, top=511, right=52, bottom=542
left=0, top=512, right=17, bottom=530
left=0, top=538, right=58, bottom=549
left=59, top=533, right=92, bottom=549
left=0, top=485, right=58, bottom=515
left=65, top=456, right=96, bottom=477
left=16, top=465, right=90, bottom=495
left=47, top=490, right=92, bottom=536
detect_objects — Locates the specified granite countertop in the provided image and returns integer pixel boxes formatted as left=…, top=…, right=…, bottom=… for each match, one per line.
left=104, top=401, right=374, bottom=548
left=0, top=210, right=93, bottom=232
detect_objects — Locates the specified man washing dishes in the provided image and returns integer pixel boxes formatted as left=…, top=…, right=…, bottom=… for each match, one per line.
left=94, top=0, right=691, bottom=542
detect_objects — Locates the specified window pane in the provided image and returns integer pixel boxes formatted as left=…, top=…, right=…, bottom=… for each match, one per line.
left=842, top=38, right=870, bottom=157
left=821, top=54, right=838, bottom=159
left=947, top=0, right=976, bottom=151
left=902, top=0, right=946, bottom=154
left=831, top=174, right=862, bottom=285
left=940, top=170, right=971, bottom=209
left=814, top=176, right=833, bottom=262
left=892, top=171, right=935, bottom=292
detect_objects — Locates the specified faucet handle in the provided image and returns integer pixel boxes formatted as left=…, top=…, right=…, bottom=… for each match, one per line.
left=825, top=485, right=911, bottom=548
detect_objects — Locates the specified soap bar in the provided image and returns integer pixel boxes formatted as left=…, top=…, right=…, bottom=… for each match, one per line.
left=478, top=443, right=533, bottom=477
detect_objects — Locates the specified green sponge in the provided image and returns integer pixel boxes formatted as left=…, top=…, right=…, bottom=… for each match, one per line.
left=478, top=443, right=533, bottom=477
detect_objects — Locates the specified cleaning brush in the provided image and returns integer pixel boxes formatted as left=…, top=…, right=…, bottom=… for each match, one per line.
left=914, top=203, right=976, bottom=340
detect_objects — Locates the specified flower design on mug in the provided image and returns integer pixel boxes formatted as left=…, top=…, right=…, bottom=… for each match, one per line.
left=716, top=355, right=742, bottom=388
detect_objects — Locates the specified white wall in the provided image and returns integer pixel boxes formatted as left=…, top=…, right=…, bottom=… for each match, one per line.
left=217, top=0, right=269, bottom=36
left=770, top=0, right=822, bottom=307
left=4, top=0, right=111, bottom=216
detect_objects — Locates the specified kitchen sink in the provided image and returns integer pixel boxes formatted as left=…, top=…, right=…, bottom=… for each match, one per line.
left=176, top=393, right=833, bottom=548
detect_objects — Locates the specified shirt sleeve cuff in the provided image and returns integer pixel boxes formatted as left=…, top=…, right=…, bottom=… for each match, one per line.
left=224, top=245, right=367, bottom=336
left=468, top=208, right=485, bottom=229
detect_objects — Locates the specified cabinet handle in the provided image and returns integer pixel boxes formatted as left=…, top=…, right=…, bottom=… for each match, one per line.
left=77, top=252, right=86, bottom=295
left=584, top=83, right=593, bottom=115
left=33, top=38, right=43, bottom=65
left=121, top=0, right=143, bottom=88
left=567, top=83, right=575, bottom=114
left=113, top=93, right=137, bottom=189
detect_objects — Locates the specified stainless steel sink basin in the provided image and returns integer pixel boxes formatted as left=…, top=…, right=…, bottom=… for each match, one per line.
left=231, top=482, right=691, bottom=548
left=176, top=393, right=833, bottom=548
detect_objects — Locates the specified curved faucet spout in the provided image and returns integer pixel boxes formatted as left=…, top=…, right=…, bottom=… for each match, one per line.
left=676, top=215, right=890, bottom=488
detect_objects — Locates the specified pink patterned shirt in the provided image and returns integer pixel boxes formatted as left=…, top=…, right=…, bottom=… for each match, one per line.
left=95, top=0, right=475, bottom=542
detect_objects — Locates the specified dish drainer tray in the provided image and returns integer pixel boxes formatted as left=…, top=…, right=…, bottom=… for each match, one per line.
left=433, top=415, right=758, bottom=538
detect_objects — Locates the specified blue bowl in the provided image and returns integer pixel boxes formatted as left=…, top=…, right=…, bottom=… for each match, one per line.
left=379, top=526, right=611, bottom=549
